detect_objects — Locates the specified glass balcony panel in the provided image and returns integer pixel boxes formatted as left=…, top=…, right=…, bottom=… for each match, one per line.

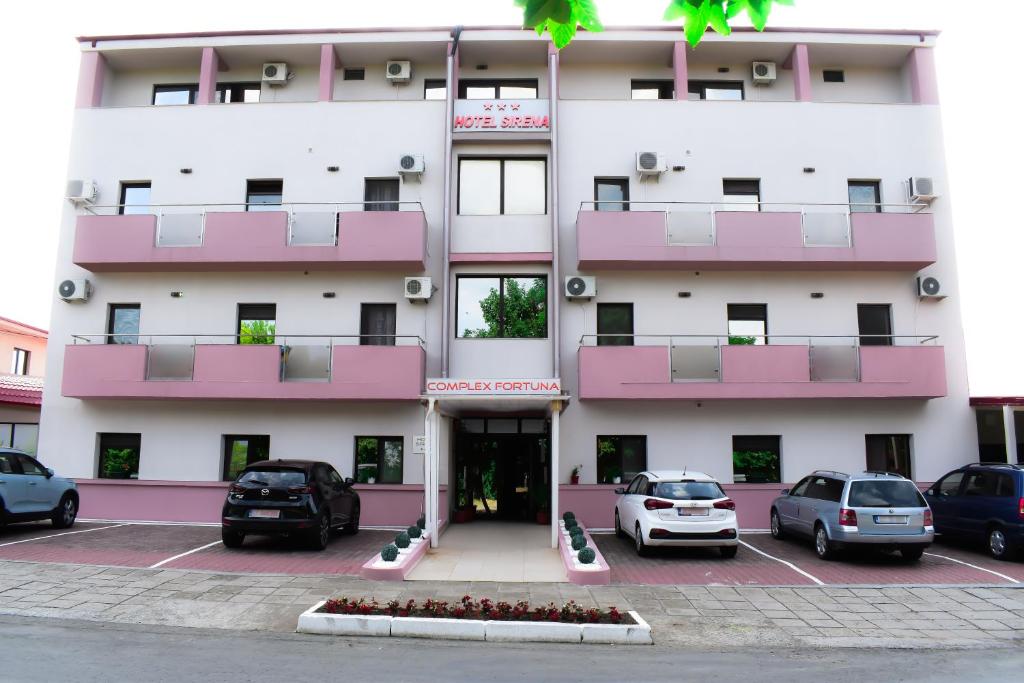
left=670, top=343, right=720, bottom=381
left=667, top=210, right=714, bottom=245
left=803, top=212, right=850, bottom=246
left=281, top=344, right=331, bottom=381
left=146, top=344, right=195, bottom=380
left=290, top=212, right=338, bottom=246
left=157, top=213, right=204, bottom=246
left=809, top=344, right=859, bottom=381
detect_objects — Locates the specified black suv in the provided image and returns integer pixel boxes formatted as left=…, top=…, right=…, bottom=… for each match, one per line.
left=221, top=460, right=360, bottom=550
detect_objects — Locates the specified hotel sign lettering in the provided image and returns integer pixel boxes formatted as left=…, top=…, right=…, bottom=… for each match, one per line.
left=452, top=99, right=550, bottom=132
left=426, top=378, right=562, bottom=396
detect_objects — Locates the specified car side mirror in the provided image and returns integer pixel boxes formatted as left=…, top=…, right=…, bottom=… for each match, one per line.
left=45, top=468, right=54, bottom=479
left=613, top=487, right=626, bottom=495
left=344, top=477, right=355, bottom=486
left=780, top=488, right=790, bottom=496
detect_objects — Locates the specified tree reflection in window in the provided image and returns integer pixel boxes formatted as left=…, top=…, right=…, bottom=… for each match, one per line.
left=458, top=276, right=547, bottom=339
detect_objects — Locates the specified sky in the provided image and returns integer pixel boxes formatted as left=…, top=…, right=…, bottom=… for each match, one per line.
left=0, top=0, right=1020, bottom=395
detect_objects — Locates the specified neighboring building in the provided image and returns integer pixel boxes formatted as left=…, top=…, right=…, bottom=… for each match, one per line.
left=41, top=25, right=972, bottom=540
left=1, top=316, right=47, bottom=454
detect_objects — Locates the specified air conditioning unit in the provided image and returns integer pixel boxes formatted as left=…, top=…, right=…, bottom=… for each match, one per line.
left=752, top=61, right=777, bottom=85
left=564, top=276, right=597, bottom=300
left=917, top=275, right=945, bottom=300
left=386, top=61, right=412, bottom=83
left=405, top=276, right=432, bottom=302
left=909, top=177, right=937, bottom=203
left=58, top=278, right=91, bottom=302
left=262, top=63, right=288, bottom=85
left=635, top=152, right=667, bottom=177
left=65, top=179, right=97, bottom=205
left=398, top=154, right=425, bottom=176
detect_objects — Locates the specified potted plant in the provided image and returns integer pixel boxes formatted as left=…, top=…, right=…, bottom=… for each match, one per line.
left=101, top=448, right=136, bottom=480
left=570, top=464, right=582, bottom=485
left=604, top=465, right=623, bottom=485
left=532, top=482, right=550, bottom=525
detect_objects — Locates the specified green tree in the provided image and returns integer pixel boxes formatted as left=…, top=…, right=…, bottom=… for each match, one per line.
left=463, top=277, right=547, bottom=338
left=239, top=319, right=276, bottom=345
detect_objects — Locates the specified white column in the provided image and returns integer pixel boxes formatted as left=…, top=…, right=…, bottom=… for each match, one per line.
left=1004, top=405, right=1018, bottom=464
left=431, top=406, right=441, bottom=548
left=424, top=399, right=436, bottom=547
left=550, top=400, right=560, bottom=549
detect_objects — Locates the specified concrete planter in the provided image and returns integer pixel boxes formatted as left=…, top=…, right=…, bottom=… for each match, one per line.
left=390, top=616, right=486, bottom=641
left=360, top=530, right=431, bottom=581
left=297, top=601, right=392, bottom=636
left=557, top=521, right=611, bottom=585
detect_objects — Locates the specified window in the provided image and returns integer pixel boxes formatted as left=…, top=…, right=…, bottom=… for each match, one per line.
left=360, top=304, right=397, bottom=346
left=596, top=435, right=647, bottom=484
left=458, top=158, right=546, bottom=216
left=107, top=304, right=141, bottom=345
left=456, top=276, right=547, bottom=339
left=630, top=79, right=674, bottom=100
left=0, top=452, right=13, bottom=473
left=364, top=178, right=400, bottom=211
left=727, top=304, right=767, bottom=345
left=848, top=480, right=925, bottom=508
left=456, top=418, right=548, bottom=434
left=245, top=180, right=283, bottom=212
left=152, top=84, right=198, bottom=105
left=355, top=436, right=403, bottom=484
left=789, top=477, right=811, bottom=497
left=0, top=423, right=39, bottom=455
left=216, top=82, right=261, bottom=103
left=343, top=67, right=365, bottom=81
left=865, top=434, right=912, bottom=478
left=10, top=348, right=29, bottom=375
left=858, top=304, right=893, bottom=347
left=732, top=435, right=781, bottom=483
left=17, top=454, right=45, bottom=476
left=118, top=182, right=152, bottom=215
left=804, top=476, right=845, bottom=503
left=222, top=435, right=270, bottom=481
left=594, top=178, right=629, bottom=212
left=848, top=180, right=881, bottom=213
left=722, top=179, right=761, bottom=211
left=934, top=471, right=964, bottom=497
left=688, top=80, right=744, bottom=101
left=424, top=79, right=447, bottom=100
left=97, top=433, right=141, bottom=479
left=823, top=69, right=845, bottom=83
left=458, top=79, right=539, bottom=99
left=650, top=481, right=727, bottom=500
left=237, top=304, right=276, bottom=345
left=961, top=470, right=1015, bottom=498
left=597, top=303, right=633, bottom=347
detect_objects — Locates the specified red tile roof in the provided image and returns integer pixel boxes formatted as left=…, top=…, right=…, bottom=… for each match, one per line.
left=0, top=373, right=43, bottom=406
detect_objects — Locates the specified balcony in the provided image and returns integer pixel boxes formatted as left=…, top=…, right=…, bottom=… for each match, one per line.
left=577, top=335, right=946, bottom=400
left=72, top=203, right=427, bottom=272
left=61, top=335, right=425, bottom=401
left=576, top=203, right=936, bottom=271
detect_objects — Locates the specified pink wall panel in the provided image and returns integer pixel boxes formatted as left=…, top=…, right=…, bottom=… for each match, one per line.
left=75, top=52, right=106, bottom=108
left=720, top=345, right=810, bottom=383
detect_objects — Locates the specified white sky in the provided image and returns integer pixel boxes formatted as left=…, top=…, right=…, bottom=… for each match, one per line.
left=0, top=0, right=1020, bottom=395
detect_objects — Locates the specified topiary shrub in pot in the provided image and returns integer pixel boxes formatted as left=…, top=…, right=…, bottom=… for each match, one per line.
left=565, top=518, right=579, bottom=531
left=571, top=534, right=588, bottom=551
left=395, top=531, right=410, bottom=549
left=416, top=516, right=426, bottom=530
left=407, top=525, right=422, bottom=539
left=578, top=547, right=596, bottom=565
left=381, top=544, right=399, bottom=562
left=569, top=526, right=584, bottom=540
left=562, top=511, right=575, bottom=524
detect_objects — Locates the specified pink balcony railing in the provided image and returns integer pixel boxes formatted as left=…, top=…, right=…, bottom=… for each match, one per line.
left=61, top=334, right=425, bottom=401
left=576, top=202, right=936, bottom=271
left=577, top=334, right=946, bottom=400
left=72, top=202, right=427, bottom=272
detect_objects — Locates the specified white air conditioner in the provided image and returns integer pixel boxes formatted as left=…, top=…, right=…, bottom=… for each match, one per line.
left=398, top=154, right=425, bottom=176
left=386, top=61, right=412, bottom=83
left=405, top=276, right=432, bottom=302
left=636, top=152, right=667, bottom=177
left=262, top=63, right=288, bottom=85
left=752, top=61, right=777, bottom=85
left=564, top=276, right=597, bottom=300
left=909, top=177, right=937, bottom=203
left=58, top=278, right=91, bottom=302
left=917, top=276, right=945, bottom=300
left=65, top=179, right=97, bottom=205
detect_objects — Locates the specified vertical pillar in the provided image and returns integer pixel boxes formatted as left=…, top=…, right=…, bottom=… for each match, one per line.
left=1004, top=405, right=1018, bottom=464
left=440, top=40, right=458, bottom=378
left=319, top=44, right=337, bottom=102
left=75, top=51, right=106, bottom=108
left=550, top=401, right=560, bottom=549
left=549, top=43, right=561, bottom=379
left=424, top=399, right=438, bottom=547
left=197, top=47, right=219, bottom=105
left=672, top=41, right=688, bottom=101
left=791, top=44, right=812, bottom=102
left=907, top=47, right=939, bottom=105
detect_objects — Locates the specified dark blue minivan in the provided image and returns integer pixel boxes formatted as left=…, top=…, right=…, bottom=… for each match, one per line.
left=923, top=463, right=1024, bottom=560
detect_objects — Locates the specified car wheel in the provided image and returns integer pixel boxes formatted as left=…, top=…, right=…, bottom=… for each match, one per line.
left=341, top=505, right=360, bottom=536
left=900, top=546, right=924, bottom=562
left=988, top=526, right=1012, bottom=561
left=720, top=545, right=738, bottom=559
left=221, top=529, right=245, bottom=548
left=309, top=514, right=330, bottom=551
left=50, top=494, right=78, bottom=529
left=770, top=508, right=785, bottom=540
left=634, top=524, right=648, bottom=557
left=814, top=524, right=835, bottom=561
left=614, top=510, right=624, bottom=539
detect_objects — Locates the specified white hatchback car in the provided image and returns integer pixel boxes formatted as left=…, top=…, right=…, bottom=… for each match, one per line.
left=614, top=470, right=739, bottom=558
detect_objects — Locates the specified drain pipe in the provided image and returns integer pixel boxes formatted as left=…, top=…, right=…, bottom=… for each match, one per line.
left=548, top=44, right=560, bottom=380
left=440, top=26, right=461, bottom=378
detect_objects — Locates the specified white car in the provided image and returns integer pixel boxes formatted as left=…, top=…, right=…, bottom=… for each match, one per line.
left=613, top=470, right=739, bottom=558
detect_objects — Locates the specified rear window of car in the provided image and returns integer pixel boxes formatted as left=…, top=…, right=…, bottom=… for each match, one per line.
left=238, top=469, right=306, bottom=487
left=848, top=480, right=925, bottom=508
left=650, top=481, right=726, bottom=500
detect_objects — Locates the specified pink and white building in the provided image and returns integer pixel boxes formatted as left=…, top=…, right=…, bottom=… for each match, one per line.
left=41, top=24, right=972, bottom=542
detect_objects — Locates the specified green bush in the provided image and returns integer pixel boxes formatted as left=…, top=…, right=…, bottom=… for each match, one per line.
left=562, top=511, right=575, bottom=523
left=571, top=534, right=588, bottom=551
left=395, top=532, right=410, bottom=549
left=569, top=526, right=584, bottom=539
left=407, top=525, right=422, bottom=539
left=416, top=516, right=426, bottom=530
left=565, top=518, right=579, bottom=531
left=381, top=544, right=399, bottom=562
left=578, top=547, right=596, bottom=564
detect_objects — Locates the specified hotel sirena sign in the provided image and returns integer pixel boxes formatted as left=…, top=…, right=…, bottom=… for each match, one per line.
left=426, top=378, right=562, bottom=396
left=452, top=99, right=550, bottom=132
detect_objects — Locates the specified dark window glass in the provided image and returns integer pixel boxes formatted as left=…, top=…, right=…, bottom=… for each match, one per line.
left=865, top=434, right=912, bottom=478
left=364, top=178, right=400, bottom=211
left=858, top=304, right=893, bottom=347
left=343, top=68, right=365, bottom=81
left=153, top=84, right=197, bottom=105
left=458, top=158, right=547, bottom=216
left=595, top=178, right=629, bottom=211
left=630, top=80, right=674, bottom=100
left=848, top=480, right=925, bottom=508
left=17, top=455, right=44, bottom=476
left=688, top=80, right=744, bottom=101
left=355, top=436, right=403, bottom=484
left=732, top=435, right=781, bottom=483
left=458, top=79, right=538, bottom=99
left=789, top=477, right=811, bottom=497
left=119, top=183, right=152, bottom=216
left=650, top=481, right=726, bottom=500
left=995, top=473, right=1016, bottom=497
left=625, top=474, right=644, bottom=494
left=360, top=304, right=397, bottom=346
left=237, top=304, right=276, bottom=345
left=849, top=180, right=881, bottom=213
left=239, top=468, right=305, bottom=486
left=456, top=276, right=547, bottom=339
left=216, top=82, right=261, bottom=103
left=10, top=348, right=29, bottom=375
left=222, top=435, right=270, bottom=481
left=723, top=179, right=761, bottom=211
left=596, top=435, right=646, bottom=484
left=804, top=476, right=844, bottom=502
left=935, top=472, right=964, bottom=497
left=963, top=471, right=1000, bottom=497
left=728, top=303, right=767, bottom=345
left=98, top=433, right=141, bottom=479
left=823, top=69, right=845, bottom=83
left=597, top=303, right=633, bottom=346
left=107, top=304, right=141, bottom=345
left=246, top=180, right=283, bottom=212
left=424, top=79, right=447, bottom=100
left=0, top=451, right=14, bottom=473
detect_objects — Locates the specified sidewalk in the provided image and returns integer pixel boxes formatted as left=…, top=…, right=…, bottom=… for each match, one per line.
left=1, top=560, right=1022, bottom=649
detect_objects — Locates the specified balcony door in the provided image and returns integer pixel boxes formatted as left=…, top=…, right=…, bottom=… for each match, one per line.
left=857, top=304, right=893, bottom=346
left=364, top=178, right=399, bottom=211
left=360, top=304, right=397, bottom=346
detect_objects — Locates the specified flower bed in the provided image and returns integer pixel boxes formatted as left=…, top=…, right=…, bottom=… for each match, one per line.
left=320, top=595, right=632, bottom=625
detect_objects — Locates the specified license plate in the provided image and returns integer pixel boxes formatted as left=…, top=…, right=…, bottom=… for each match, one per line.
left=678, top=508, right=709, bottom=516
left=875, top=515, right=908, bottom=524
left=249, top=509, right=280, bottom=519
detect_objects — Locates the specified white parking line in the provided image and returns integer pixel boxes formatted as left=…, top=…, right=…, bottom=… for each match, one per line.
left=924, top=552, right=1021, bottom=584
left=0, top=523, right=129, bottom=548
left=738, top=540, right=825, bottom=586
left=148, top=540, right=223, bottom=569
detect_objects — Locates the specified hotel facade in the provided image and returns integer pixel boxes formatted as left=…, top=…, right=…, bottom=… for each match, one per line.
left=41, top=24, right=971, bottom=545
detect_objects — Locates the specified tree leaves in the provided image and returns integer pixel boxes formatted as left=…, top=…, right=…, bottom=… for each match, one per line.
left=516, top=0, right=604, bottom=49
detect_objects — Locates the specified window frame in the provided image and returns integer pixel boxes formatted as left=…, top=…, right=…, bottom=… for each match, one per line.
left=97, top=432, right=142, bottom=480
left=727, top=303, right=768, bottom=345
left=152, top=84, right=198, bottom=105
left=823, top=69, right=846, bottom=83
left=455, top=275, right=548, bottom=339
left=848, top=180, right=882, bottom=213
left=354, top=436, right=404, bottom=484
left=10, top=348, right=29, bottom=375
left=0, top=422, right=40, bottom=455
left=630, top=79, right=674, bottom=100
left=731, top=434, right=782, bottom=484
left=118, top=182, right=152, bottom=216
left=457, top=79, right=540, bottom=100
left=424, top=79, right=447, bottom=100
left=594, top=177, right=630, bottom=212
left=722, top=178, right=762, bottom=211
left=216, top=82, right=262, bottom=104
left=106, top=303, right=141, bottom=345
left=457, top=157, right=548, bottom=216
left=596, top=435, right=648, bottom=485
left=245, top=179, right=284, bottom=212
left=221, top=434, right=271, bottom=481
left=864, top=434, right=913, bottom=479
left=596, top=303, right=634, bottom=347
left=343, top=67, right=366, bottom=81
left=688, top=80, right=745, bottom=101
